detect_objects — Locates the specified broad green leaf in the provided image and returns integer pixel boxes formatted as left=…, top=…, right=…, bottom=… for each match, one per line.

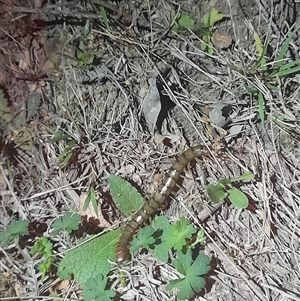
left=206, top=182, right=228, bottom=203
left=109, top=174, right=144, bottom=216
left=208, top=8, right=225, bottom=25
left=152, top=240, right=169, bottom=263
left=178, top=13, right=194, bottom=29
left=151, top=215, right=170, bottom=231
left=0, top=220, right=29, bottom=247
left=58, top=229, right=122, bottom=286
left=151, top=216, right=171, bottom=262
left=228, top=187, right=249, bottom=209
left=166, top=250, right=210, bottom=300
left=51, top=212, right=81, bottom=235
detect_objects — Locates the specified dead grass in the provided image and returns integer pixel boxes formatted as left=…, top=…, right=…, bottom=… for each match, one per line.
left=0, top=0, right=300, bottom=300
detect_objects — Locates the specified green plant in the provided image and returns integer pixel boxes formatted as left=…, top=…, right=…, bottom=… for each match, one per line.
left=206, top=171, right=254, bottom=208
left=170, top=9, right=194, bottom=33
left=83, top=187, right=98, bottom=217
left=0, top=219, right=29, bottom=247
left=200, top=8, right=226, bottom=54
left=46, top=128, right=79, bottom=168
left=58, top=229, right=122, bottom=285
left=51, top=212, right=81, bottom=235
left=166, top=250, right=211, bottom=300
left=77, top=51, right=94, bottom=67
left=110, top=175, right=211, bottom=299
left=246, top=26, right=300, bottom=122
left=30, top=237, right=54, bottom=280
left=109, top=174, right=144, bottom=216
left=83, top=273, right=116, bottom=301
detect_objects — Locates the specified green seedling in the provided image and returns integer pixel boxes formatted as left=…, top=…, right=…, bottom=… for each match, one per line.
left=171, top=9, right=194, bottom=33
left=200, top=8, right=226, bottom=54
left=31, top=237, right=54, bottom=280
left=77, top=51, right=94, bottom=67
left=206, top=171, right=254, bottom=208
left=46, top=128, right=79, bottom=168
left=248, top=26, right=300, bottom=122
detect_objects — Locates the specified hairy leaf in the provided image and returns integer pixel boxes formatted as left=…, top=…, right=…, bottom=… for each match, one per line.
left=109, top=174, right=144, bottom=216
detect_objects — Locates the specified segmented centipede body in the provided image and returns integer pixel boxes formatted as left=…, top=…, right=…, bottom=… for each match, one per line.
left=115, top=144, right=209, bottom=263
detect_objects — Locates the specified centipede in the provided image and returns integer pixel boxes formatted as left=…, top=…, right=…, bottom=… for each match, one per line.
left=115, top=144, right=210, bottom=263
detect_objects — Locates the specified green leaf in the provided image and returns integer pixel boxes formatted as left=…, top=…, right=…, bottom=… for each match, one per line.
left=58, top=229, right=122, bottom=286
left=130, top=226, right=156, bottom=253
left=109, top=174, right=144, bottom=216
left=258, top=91, right=265, bottom=122
left=38, top=256, right=55, bottom=280
left=165, top=217, right=196, bottom=251
left=51, top=212, right=81, bottom=235
left=166, top=250, right=211, bottom=300
left=83, top=188, right=99, bottom=218
left=270, top=63, right=300, bottom=77
left=171, top=10, right=194, bottom=33
left=0, top=220, right=29, bottom=247
left=151, top=216, right=171, bottom=262
left=228, top=187, right=249, bottom=209
left=151, top=215, right=170, bottom=231
left=100, top=6, right=110, bottom=31
left=45, top=128, right=74, bottom=143
left=31, top=237, right=53, bottom=257
left=206, top=182, right=228, bottom=203
left=254, top=33, right=267, bottom=71
left=83, top=273, right=116, bottom=301
left=229, top=172, right=254, bottom=182
left=277, top=26, right=300, bottom=61
left=202, top=8, right=225, bottom=27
